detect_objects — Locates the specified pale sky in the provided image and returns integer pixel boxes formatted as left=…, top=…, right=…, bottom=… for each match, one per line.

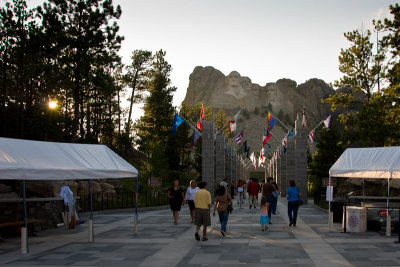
left=22, top=0, right=398, bottom=121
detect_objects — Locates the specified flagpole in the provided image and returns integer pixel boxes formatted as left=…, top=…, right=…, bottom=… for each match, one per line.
left=179, top=114, right=202, bottom=136
left=308, top=120, right=324, bottom=135
left=268, top=110, right=290, bottom=131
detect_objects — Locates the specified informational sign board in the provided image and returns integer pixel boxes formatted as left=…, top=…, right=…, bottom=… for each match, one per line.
left=148, top=178, right=162, bottom=187
left=326, top=186, right=333, bottom=201
left=322, top=178, right=336, bottom=187
left=237, top=187, right=244, bottom=192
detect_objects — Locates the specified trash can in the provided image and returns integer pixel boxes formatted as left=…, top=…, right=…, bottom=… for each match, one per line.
left=331, top=198, right=345, bottom=223
left=346, top=206, right=367, bottom=233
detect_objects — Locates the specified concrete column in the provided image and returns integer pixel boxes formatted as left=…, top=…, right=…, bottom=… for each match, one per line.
left=276, top=149, right=281, bottom=188
left=202, top=120, right=215, bottom=198
left=232, top=148, right=236, bottom=186
left=295, top=116, right=308, bottom=204
left=236, top=154, right=240, bottom=186
left=286, top=134, right=295, bottom=195
left=215, top=135, right=225, bottom=184
left=225, top=145, right=232, bottom=182
left=280, top=152, right=287, bottom=196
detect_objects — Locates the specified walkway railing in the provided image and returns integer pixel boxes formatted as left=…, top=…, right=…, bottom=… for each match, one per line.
left=77, top=190, right=169, bottom=212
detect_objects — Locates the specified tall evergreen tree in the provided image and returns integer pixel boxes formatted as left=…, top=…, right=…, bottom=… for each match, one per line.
left=135, top=50, right=176, bottom=178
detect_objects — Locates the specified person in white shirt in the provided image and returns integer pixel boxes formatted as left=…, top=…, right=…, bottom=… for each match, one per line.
left=184, top=180, right=200, bottom=223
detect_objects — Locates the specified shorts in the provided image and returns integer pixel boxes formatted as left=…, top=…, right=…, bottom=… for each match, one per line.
left=195, top=208, right=211, bottom=227
left=187, top=200, right=195, bottom=211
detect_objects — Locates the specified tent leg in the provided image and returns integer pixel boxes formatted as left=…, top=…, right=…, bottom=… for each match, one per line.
left=362, top=179, right=365, bottom=205
left=134, top=177, right=138, bottom=235
left=88, top=180, right=94, bottom=243
left=328, top=176, right=331, bottom=232
left=386, top=178, right=391, bottom=237
left=21, top=180, right=28, bottom=254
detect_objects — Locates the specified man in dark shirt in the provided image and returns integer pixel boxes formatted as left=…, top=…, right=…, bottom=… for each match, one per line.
left=262, top=177, right=276, bottom=223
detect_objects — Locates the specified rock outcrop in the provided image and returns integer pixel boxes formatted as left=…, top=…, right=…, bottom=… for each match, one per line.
left=184, top=66, right=335, bottom=127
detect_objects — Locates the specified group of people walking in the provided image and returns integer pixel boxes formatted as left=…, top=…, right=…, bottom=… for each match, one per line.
left=167, top=177, right=302, bottom=241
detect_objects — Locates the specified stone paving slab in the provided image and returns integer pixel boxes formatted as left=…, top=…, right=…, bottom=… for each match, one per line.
left=1, top=197, right=400, bottom=266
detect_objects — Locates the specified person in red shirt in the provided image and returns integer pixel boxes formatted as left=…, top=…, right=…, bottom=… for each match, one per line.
left=248, top=179, right=260, bottom=209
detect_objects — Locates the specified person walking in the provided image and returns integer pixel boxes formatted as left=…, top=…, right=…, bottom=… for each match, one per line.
left=286, top=180, right=301, bottom=227
left=248, top=179, right=259, bottom=209
left=262, top=177, right=276, bottom=223
left=259, top=197, right=270, bottom=231
left=220, top=178, right=229, bottom=195
left=271, top=179, right=279, bottom=214
left=168, top=180, right=185, bottom=225
left=213, top=186, right=232, bottom=237
left=194, top=181, right=212, bottom=241
left=184, top=180, right=199, bottom=223
left=237, top=180, right=244, bottom=204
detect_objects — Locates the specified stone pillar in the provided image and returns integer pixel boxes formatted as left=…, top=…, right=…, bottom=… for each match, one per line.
left=202, top=120, right=215, bottom=198
left=215, top=135, right=225, bottom=184
left=276, top=148, right=281, bottom=188
left=286, top=134, right=295, bottom=195
left=295, top=116, right=308, bottom=204
left=280, top=151, right=287, bottom=197
left=225, top=145, right=232, bottom=182
left=232, top=147, right=237, bottom=187
left=236, top=154, right=240, bottom=186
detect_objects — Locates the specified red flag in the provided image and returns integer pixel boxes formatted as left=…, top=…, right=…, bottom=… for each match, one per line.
left=262, top=131, right=272, bottom=146
left=197, top=104, right=205, bottom=131
left=309, top=130, right=315, bottom=143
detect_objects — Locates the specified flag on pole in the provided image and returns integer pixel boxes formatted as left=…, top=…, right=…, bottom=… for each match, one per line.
left=192, top=130, right=201, bottom=146
left=267, top=143, right=272, bottom=151
left=267, top=112, right=277, bottom=131
left=302, top=107, right=306, bottom=128
left=282, top=135, right=287, bottom=147
left=197, top=104, right=205, bottom=131
left=250, top=152, right=256, bottom=169
left=234, top=130, right=244, bottom=144
left=262, top=128, right=272, bottom=146
left=309, top=130, right=315, bottom=143
left=243, top=140, right=249, bottom=152
left=260, top=147, right=265, bottom=162
left=324, top=115, right=332, bottom=130
left=228, top=110, right=241, bottom=132
left=172, top=113, right=183, bottom=135
left=287, top=129, right=295, bottom=137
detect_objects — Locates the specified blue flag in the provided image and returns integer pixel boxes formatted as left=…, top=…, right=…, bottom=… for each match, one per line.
left=267, top=143, right=272, bottom=151
left=243, top=140, right=248, bottom=152
left=172, top=113, right=183, bottom=135
left=192, top=130, right=201, bottom=146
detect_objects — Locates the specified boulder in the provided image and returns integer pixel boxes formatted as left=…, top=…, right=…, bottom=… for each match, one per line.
left=78, top=181, right=102, bottom=195
left=0, top=183, right=12, bottom=194
left=101, top=182, right=116, bottom=195
left=25, top=180, right=79, bottom=198
left=0, top=192, right=18, bottom=199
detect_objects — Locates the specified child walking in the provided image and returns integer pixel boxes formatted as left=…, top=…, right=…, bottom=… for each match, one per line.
left=259, top=197, right=270, bottom=231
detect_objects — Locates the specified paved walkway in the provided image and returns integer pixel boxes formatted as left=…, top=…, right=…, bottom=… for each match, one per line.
left=1, top=198, right=400, bottom=266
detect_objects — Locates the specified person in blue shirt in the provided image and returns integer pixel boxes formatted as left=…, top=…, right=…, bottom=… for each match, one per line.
left=286, top=180, right=301, bottom=227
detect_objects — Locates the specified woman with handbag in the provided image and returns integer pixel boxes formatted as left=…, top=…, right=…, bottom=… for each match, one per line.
left=286, top=180, right=301, bottom=227
left=213, top=186, right=232, bottom=237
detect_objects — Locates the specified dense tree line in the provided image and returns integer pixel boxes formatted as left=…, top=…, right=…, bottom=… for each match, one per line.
left=309, top=4, right=400, bottom=194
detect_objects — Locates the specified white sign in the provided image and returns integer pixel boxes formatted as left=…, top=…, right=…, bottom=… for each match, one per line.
left=238, top=187, right=244, bottom=192
left=326, top=186, right=333, bottom=201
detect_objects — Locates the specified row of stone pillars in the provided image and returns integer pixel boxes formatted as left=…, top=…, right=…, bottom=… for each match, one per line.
left=201, top=115, right=308, bottom=203
left=266, top=116, right=308, bottom=204
left=202, top=120, right=248, bottom=198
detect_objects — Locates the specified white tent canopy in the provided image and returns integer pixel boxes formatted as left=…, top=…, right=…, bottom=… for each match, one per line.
left=0, top=137, right=138, bottom=180
left=0, top=137, right=138, bottom=253
left=329, top=147, right=400, bottom=179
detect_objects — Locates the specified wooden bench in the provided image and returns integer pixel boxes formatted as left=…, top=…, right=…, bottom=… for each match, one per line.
left=0, top=219, right=45, bottom=238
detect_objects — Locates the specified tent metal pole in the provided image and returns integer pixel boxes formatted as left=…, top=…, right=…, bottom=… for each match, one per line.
left=328, top=176, right=331, bottom=232
left=386, top=177, right=391, bottom=236
left=88, top=180, right=94, bottom=243
left=21, top=180, right=28, bottom=254
left=134, top=177, right=138, bottom=235
left=362, top=179, right=365, bottom=205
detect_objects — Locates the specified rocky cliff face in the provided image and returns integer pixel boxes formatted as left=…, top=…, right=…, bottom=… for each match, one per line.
left=184, top=66, right=335, bottom=127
